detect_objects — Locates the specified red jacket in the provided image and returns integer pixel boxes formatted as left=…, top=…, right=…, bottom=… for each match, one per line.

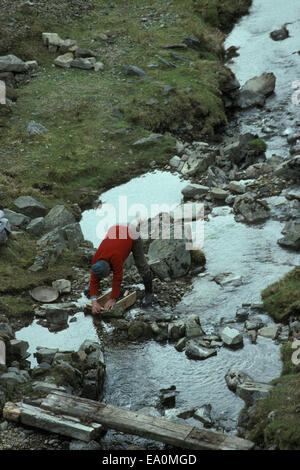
left=90, top=225, right=134, bottom=299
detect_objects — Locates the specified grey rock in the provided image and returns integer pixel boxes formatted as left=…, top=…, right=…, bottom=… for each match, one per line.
left=9, top=339, right=29, bottom=360
left=185, top=315, right=204, bottom=338
left=75, top=48, right=97, bottom=59
left=174, top=337, right=186, bottom=352
left=221, top=327, right=243, bottom=348
left=42, top=32, right=63, bottom=48
left=63, top=223, right=84, bottom=248
left=34, top=347, right=59, bottom=365
left=0, top=322, right=14, bottom=339
left=14, top=196, right=46, bottom=218
left=123, top=65, right=146, bottom=76
left=278, top=219, right=300, bottom=251
left=169, top=155, right=181, bottom=168
left=210, top=188, right=230, bottom=202
left=0, top=55, right=28, bottom=73
left=3, top=209, right=30, bottom=228
left=148, top=237, right=191, bottom=279
left=26, top=217, right=45, bottom=236
left=164, top=407, right=195, bottom=421
left=194, top=404, right=213, bottom=427
left=258, top=325, right=281, bottom=340
left=59, top=39, right=78, bottom=54
left=270, top=25, right=289, bottom=41
left=226, top=181, right=246, bottom=195
left=44, top=205, right=76, bottom=232
left=132, top=133, right=163, bottom=146
left=236, top=73, right=276, bottom=109
left=225, top=369, right=253, bottom=392
left=0, top=368, right=30, bottom=390
left=180, top=152, right=214, bottom=177
left=52, top=279, right=71, bottom=294
left=70, top=58, right=95, bottom=70
left=27, top=121, right=48, bottom=136
left=275, top=155, right=300, bottom=180
left=185, top=340, right=217, bottom=360
left=159, top=385, right=178, bottom=408
left=184, top=35, right=202, bottom=51
left=235, top=307, right=249, bottom=322
left=233, top=193, right=270, bottom=224
left=181, top=184, right=210, bottom=200
left=168, top=321, right=186, bottom=340
left=245, top=319, right=264, bottom=331
left=236, top=381, right=273, bottom=407
left=54, top=53, right=74, bottom=69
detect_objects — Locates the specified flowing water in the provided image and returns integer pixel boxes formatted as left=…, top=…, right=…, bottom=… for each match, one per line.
left=16, top=0, right=300, bottom=448
left=225, top=0, right=300, bottom=158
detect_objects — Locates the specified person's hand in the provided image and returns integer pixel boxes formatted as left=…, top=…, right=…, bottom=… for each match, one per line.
left=92, top=300, right=101, bottom=315
left=103, top=298, right=116, bottom=311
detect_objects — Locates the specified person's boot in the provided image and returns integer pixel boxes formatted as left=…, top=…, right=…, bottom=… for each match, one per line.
left=142, top=273, right=153, bottom=307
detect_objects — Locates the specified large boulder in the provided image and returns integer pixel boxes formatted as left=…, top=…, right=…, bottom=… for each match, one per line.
left=3, top=209, right=30, bottom=228
left=277, top=219, right=300, bottom=251
left=181, top=184, right=210, bottom=200
left=225, top=369, right=253, bottom=392
left=235, top=72, right=276, bottom=109
left=0, top=367, right=30, bottom=390
left=148, top=236, right=191, bottom=280
left=26, top=217, right=45, bottom=236
left=233, top=193, right=270, bottom=224
left=0, top=55, right=28, bottom=73
left=14, top=195, right=46, bottom=218
left=185, top=340, right=217, bottom=360
left=236, top=381, right=273, bottom=407
left=44, top=205, right=76, bottom=232
left=275, top=155, right=300, bottom=180
left=180, top=151, right=215, bottom=177
left=221, top=133, right=265, bottom=167
left=221, top=327, right=243, bottom=348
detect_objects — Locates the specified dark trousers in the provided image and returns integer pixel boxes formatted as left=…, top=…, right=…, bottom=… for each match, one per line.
left=131, top=237, right=153, bottom=293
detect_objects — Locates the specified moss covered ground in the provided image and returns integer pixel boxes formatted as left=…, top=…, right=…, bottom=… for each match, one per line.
left=262, top=267, right=300, bottom=323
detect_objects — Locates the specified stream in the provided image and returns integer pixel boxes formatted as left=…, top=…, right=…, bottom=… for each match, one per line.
left=16, top=0, right=300, bottom=449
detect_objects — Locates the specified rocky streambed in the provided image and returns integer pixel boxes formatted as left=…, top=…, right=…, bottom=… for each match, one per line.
left=1, top=0, right=300, bottom=451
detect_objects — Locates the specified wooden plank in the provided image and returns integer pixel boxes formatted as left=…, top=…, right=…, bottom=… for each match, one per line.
left=40, top=391, right=254, bottom=450
left=3, top=401, right=103, bottom=442
left=85, top=291, right=136, bottom=312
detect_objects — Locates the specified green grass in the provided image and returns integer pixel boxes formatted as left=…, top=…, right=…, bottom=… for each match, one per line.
left=0, top=0, right=240, bottom=207
left=261, top=267, right=300, bottom=322
left=246, top=342, right=300, bottom=450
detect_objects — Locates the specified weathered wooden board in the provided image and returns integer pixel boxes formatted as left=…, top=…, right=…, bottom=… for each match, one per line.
left=86, top=291, right=136, bottom=313
left=3, top=401, right=103, bottom=442
left=39, top=391, right=254, bottom=450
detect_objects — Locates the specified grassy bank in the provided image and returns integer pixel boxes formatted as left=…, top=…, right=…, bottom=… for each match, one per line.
left=261, top=267, right=300, bottom=323
left=0, top=0, right=252, bottom=322
left=243, top=268, right=300, bottom=449
left=246, top=342, right=300, bottom=450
